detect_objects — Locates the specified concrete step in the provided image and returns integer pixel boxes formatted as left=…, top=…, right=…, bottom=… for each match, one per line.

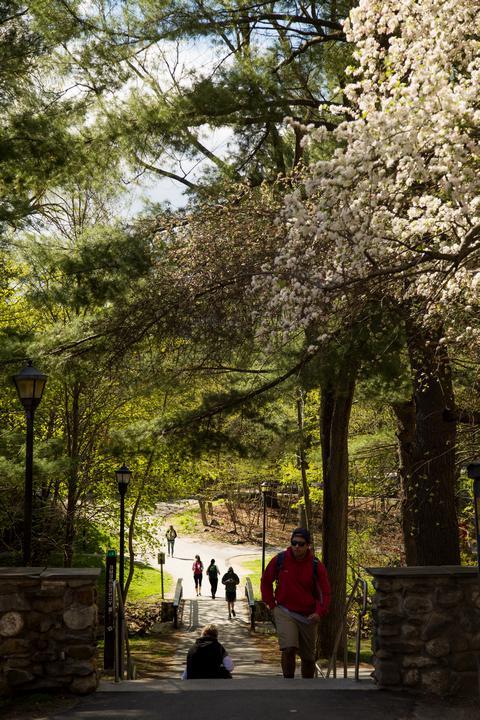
left=98, top=676, right=376, bottom=692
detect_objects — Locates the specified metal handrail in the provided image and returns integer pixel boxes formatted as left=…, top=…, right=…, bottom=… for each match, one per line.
left=173, top=578, right=183, bottom=629
left=325, top=576, right=369, bottom=680
left=245, top=577, right=256, bottom=630
left=112, top=580, right=135, bottom=682
left=354, top=578, right=368, bottom=681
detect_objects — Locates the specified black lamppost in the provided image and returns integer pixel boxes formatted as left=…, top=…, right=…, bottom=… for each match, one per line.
left=115, top=463, right=131, bottom=598
left=115, top=463, right=130, bottom=680
left=261, top=482, right=269, bottom=574
left=466, top=462, right=480, bottom=574
left=12, top=361, right=47, bottom=566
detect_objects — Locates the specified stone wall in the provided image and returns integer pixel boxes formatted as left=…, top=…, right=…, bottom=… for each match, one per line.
left=0, top=567, right=101, bottom=696
left=368, top=566, right=480, bottom=696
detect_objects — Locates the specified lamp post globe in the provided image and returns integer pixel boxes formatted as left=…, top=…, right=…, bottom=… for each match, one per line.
left=12, top=361, right=47, bottom=566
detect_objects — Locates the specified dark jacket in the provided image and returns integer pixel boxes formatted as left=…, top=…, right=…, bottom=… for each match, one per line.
left=186, top=636, right=232, bottom=679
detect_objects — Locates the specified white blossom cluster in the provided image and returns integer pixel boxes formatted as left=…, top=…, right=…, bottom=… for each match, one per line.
left=261, top=0, right=480, bottom=345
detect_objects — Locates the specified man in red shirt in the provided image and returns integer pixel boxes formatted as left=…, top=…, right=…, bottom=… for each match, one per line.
left=261, top=527, right=331, bottom=678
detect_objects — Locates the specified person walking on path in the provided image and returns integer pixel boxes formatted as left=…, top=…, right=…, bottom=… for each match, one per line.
left=182, top=624, right=234, bottom=679
left=207, top=559, right=220, bottom=599
left=222, top=566, right=240, bottom=619
left=193, top=555, right=204, bottom=596
left=260, top=527, right=331, bottom=679
left=165, top=525, right=177, bottom=557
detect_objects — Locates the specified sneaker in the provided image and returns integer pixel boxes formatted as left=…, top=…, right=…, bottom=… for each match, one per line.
left=228, top=613, right=232, bottom=619
left=232, top=609, right=236, bottom=617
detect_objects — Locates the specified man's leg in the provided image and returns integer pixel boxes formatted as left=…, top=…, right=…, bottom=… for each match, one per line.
left=298, top=620, right=318, bottom=678
left=281, top=647, right=297, bottom=678
left=273, top=607, right=299, bottom=678
left=300, top=659, right=315, bottom=678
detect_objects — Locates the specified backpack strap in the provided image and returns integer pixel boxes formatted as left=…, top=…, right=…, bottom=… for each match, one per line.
left=274, top=551, right=286, bottom=580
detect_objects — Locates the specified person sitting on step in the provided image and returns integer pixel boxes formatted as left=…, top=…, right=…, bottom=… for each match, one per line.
left=182, top=624, right=234, bottom=679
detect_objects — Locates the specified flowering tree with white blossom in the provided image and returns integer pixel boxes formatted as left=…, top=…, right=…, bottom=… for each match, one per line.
left=266, top=0, right=480, bottom=568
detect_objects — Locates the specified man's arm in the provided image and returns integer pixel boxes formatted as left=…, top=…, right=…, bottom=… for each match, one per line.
left=260, top=556, right=277, bottom=609
left=313, top=563, right=331, bottom=617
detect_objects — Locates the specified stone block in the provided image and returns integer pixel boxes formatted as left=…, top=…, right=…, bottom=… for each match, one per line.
left=403, top=595, right=433, bottom=615
left=0, top=638, right=30, bottom=654
left=378, top=610, right=404, bottom=625
left=458, top=608, right=480, bottom=634
left=0, top=594, right=30, bottom=612
left=402, top=624, right=421, bottom=640
left=373, top=649, right=393, bottom=659
left=469, top=632, right=480, bottom=650
left=70, top=672, right=98, bottom=695
left=448, top=633, right=469, bottom=653
left=470, top=589, right=480, bottom=608
left=386, top=639, right=424, bottom=654
left=457, top=672, right=480, bottom=696
left=402, top=668, right=420, bottom=686
left=422, top=612, right=452, bottom=640
left=451, top=651, right=478, bottom=672
left=372, top=593, right=400, bottom=611
left=373, top=660, right=401, bottom=686
left=406, top=583, right=433, bottom=594
left=66, top=644, right=95, bottom=660
left=425, top=638, right=450, bottom=658
left=7, top=657, right=32, bottom=668
left=5, top=668, right=34, bottom=686
left=436, top=589, right=464, bottom=608
left=39, top=580, right=66, bottom=596
left=420, top=667, right=454, bottom=695
left=64, top=659, right=95, bottom=676
left=45, top=661, right=70, bottom=677
left=63, top=605, right=95, bottom=630
left=66, top=588, right=94, bottom=606
left=377, top=624, right=401, bottom=637
left=31, top=596, right=65, bottom=613
left=0, top=612, right=24, bottom=637
left=402, top=655, right=435, bottom=668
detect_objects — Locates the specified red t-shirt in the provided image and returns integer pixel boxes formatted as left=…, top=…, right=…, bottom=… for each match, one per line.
left=192, top=560, right=203, bottom=575
left=260, top=547, right=331, bottom=617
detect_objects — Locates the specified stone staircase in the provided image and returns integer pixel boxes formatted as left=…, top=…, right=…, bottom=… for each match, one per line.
left=99, top=596, right=374, bottom=690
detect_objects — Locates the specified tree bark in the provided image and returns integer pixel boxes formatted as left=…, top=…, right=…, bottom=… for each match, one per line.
left=319, top=372, right=356, bottom=657
left=394, top=317, right=460, bottom=565
left=296, top=388, right=313, bottom=543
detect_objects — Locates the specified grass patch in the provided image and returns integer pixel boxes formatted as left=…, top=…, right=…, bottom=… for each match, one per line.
left=242, top=557, right=275, bottom=599
left=126, top=561, right=173, bottom=601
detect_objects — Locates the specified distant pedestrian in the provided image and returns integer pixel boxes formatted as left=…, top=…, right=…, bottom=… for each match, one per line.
left=165, top=525, right=177, bottom=556
left=207, top=559, right=220, bottom=599
left=260, top=527, right=331, bottom=678
left=182, top=624, right=234, bottom=679
left=222, top=566, right=239, bottom=619
left=192, top=555, right=204, bottom=596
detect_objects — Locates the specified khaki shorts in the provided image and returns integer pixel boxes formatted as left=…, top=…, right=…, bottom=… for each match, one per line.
left=273, top=606, right=318, bottom=661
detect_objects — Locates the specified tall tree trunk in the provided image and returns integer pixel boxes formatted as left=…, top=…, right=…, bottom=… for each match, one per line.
left=296, top=388, right=313, bottom=542
left=319, top=373, right=356, bottom=657
left=395, top=318, right=460, bottom=565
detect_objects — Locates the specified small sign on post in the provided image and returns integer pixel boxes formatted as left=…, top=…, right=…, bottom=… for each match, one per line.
left=104, top=550, right=116, bottom=670
left=158, top=551, right=165, bottom=599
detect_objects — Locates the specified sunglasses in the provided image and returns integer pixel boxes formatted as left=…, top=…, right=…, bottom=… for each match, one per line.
left=291, top=540, right=306, bottom=547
